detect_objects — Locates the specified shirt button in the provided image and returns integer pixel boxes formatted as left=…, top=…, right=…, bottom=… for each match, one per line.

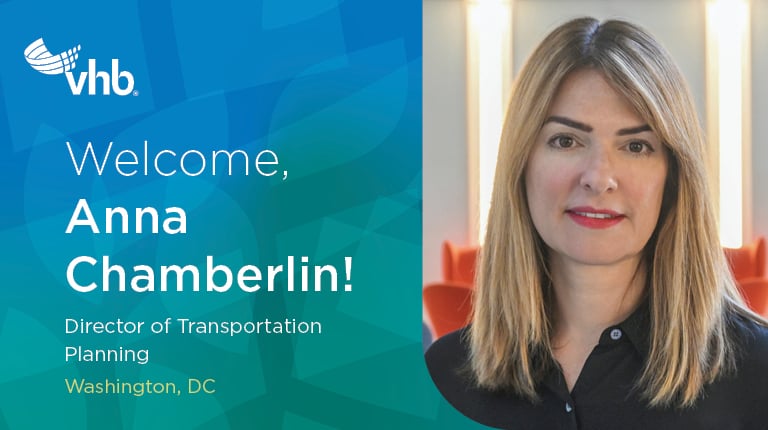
left=565, top=402, right=573, bottom=413
left=610, top=328, right=622, bottom=340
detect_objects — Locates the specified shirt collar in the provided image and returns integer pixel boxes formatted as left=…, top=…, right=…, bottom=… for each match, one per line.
left=540, top=299, right=651, bottom=395
left=613, top=298, right=651, bottom=357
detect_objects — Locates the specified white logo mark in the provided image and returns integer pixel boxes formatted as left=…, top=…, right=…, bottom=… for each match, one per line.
left=24, top=38, right=81, bottom=75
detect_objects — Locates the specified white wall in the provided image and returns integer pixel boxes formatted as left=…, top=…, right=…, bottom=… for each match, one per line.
left=423, top=0, right=470, bottom=284
left=423, top=0, right=764, bottom=285
left=752, top=0, right=768, bottom=243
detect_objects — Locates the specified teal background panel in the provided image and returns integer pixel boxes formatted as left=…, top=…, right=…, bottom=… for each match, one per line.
left=0, top=0, right=489, bottom=428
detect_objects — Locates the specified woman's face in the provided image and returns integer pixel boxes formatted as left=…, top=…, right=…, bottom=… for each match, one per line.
left=525, top=69, right=668, bottom=268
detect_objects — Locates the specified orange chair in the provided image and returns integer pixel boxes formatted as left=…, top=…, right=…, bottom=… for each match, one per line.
left=737, top=277, right=768, bottom=317
left=725, top=237, right=768, bottom=317
left=442, top=241, right=480, bottom=285
left=423, top=282, right=473, bottom=339
left=724, top=237, right=766, bottom=281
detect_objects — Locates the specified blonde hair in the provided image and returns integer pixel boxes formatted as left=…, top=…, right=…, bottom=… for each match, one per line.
left=469, top=17, right=757, bottom=407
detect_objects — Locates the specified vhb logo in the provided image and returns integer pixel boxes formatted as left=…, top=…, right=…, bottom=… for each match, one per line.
left=24, top=37, right=136, bottom=96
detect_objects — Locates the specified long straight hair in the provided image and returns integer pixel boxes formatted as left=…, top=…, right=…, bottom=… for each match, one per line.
left=469, top=17, right=756, bottom=407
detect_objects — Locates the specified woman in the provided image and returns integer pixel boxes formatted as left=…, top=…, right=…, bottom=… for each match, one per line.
left=426, top=17, right=768, bottom=429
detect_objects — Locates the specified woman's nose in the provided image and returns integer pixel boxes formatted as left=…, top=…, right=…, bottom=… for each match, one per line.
left=579, top=148, right=618, bottom=193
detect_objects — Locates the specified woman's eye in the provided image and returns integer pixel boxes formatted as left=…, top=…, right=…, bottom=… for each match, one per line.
left=627, top=141, right=650, bottom=153
left=549, top=135, right=575, bottom=149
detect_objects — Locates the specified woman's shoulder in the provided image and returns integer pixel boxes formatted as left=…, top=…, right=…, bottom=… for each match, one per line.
left=728, top=309, right=768, bottom=366
left=696, top=309, right=768, bottom=418
left=427, top=327, right=511, bottom=426
left=425, top=327, right=565, bottom=429
left=425, top=327, right=503, bottom=424
left=424, top=326, right=473, bottom=397
left=718, top=309, right=768, bottom=410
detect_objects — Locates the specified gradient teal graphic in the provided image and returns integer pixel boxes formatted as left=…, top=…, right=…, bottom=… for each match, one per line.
left=0, top=1, right=485, bottom=429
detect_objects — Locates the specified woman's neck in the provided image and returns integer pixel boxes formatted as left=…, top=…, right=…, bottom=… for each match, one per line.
left=548, top=255, right=647, bottom=391
left=550, top=255, right=646, bottom=344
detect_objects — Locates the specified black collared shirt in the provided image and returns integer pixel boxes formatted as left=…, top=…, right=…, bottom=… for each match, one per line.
left=425, top=306, right=768, bottom=429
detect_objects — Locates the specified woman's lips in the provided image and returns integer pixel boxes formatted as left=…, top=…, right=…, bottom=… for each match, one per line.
left=566, top=207, right=625, bottom=229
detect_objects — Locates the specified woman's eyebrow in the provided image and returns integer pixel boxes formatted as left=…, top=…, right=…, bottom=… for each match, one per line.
left=544, top=116, right=592, bottom=132
left=545, top=115, right=652, bottom=136
left=616, top=124, right=652, bottom=135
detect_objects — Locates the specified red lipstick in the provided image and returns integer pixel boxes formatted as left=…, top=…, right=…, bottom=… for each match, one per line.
left=566, top=206, right=625, bottom=229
